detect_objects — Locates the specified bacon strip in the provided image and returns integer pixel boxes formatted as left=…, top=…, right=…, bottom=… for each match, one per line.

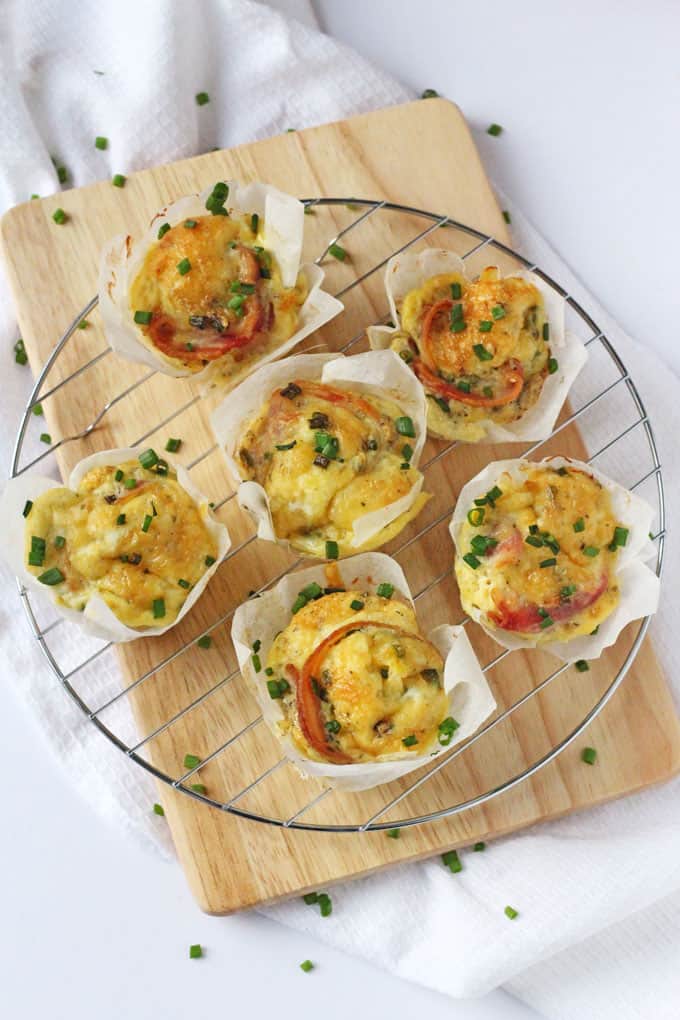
left=489, top=573, right=609, bottom=634
left=414, top=357, right=524, bottom=408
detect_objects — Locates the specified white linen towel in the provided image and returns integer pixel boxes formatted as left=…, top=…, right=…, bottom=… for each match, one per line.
left=1, top=3, right=678, bottom=1018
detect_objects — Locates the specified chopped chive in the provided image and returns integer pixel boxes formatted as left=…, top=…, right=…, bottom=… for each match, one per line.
left=455, top=379, right=471, bottom=392
left=438, top=716, right=459, bottom=746
left=116, top=513, right=126, bottom=526
left=300, top=960, right=314, bottom=973
left=318, top=893, right=332, bottom=917
left=303, top=892, right=318, bottom=905
left=502, top=210, right=511, bottom=224
left=57, top=165, right=68, bottom=183
left=402, top=734, right=418, bottom=747
left=329, top=243, right=346, bottom=261
left=473, top=841, right=486, bottom=852
left=583, top=546, right=599, bottom=557
left=548, top=357, right=559, bottom=374
left=153, top=803, right=165, bottom=816
left=134, top=310, right=153, bottom=326
left=275, top=440, right=296, bottom=451
left=252, top=652, right=262, bottom=672
left=467, top=507, right=485, bottom=526
left=581, top=746, right=597, bottom=765
left=195, top=92, right=210, bottom=106
left=37, top=566, right=64, bottom=585
left=78, top=319, right=89, bottom=329
left=575, top=659, right=590, bottom=672
left=178, top=578, right=191, bottom=589
left=250, top=213, right=259, bottom=234
left=421, top=88, right=439, bottom=98
left=190, top=784, right=207, bottom=795
left=376, top=582, right=394, bottom=599
left=525, top=535, right=543, bottom=548
left=299, top=582, right=323, bottom=601
left=54, top=535, right=65, bottom=549
left=164, top=437, right=182, bottom=453
left=478, top=320, right=493, bottom=332
left=609, top=526, right=629, bottom=549
left=31, top=193, right=40, bottom=199
left=204, top=555, right=216, bottom=567
left=189, top=944, right=203, bottom=959
left=40, top=432, right=51, bottom=444
left=450, top=282, right=462, bottom=300
left=52, top=208, right=67, bottom=224
left=138, top=447, right=159, bottom=469
left=197, top=635, right=212, bottom=649
left=94, top=136, right=108, bottom=150
left=539, top=616, right=554, bottom=630
left=252, top=639, right=261, bottom=653
left=22, top=499, right=33, bottom=518
left=473, top=343, right=493, bottom=361
left=539, top=557, right=557, bottom=568
left=32, top=403, right=43, bottom=416
left=395, top=416, right=415, bottom=438
left=560, top=584, right=577, bottom=599
left=491, top=305, right=505, bottom=320
left=462, top=552, right=480, bottom=569
left=350, top=599, right=364, bottom=611
left=387, top=828, right=401, bottom=839
left=184, top=219, right=197, bottom=228
left=573, top=517, right=585, bottom=533
left=267, top=678, right=290, bottom=699
left=504, top=906, right=519, bottom=920
left=487, top=123, right=503, bottom=136
left=14, top=338, right=28, bottom=365
left=152, top=597, right=165, bottom=618
left=325, top=719, right=341, bottom=735
left=483, top=386, right=494, bottom=398
left=470, top=535, right=497, bottom=556
left=543, top=322, right=550, bottom=342
left=141, top=514, right=152, bottom=533
left=112, top=174, right=126, bottom=188
left=325, top=540, right=339, bottom=560
left=442, top=850, right=462, bottom=873
left=399, top=348, right=414, bottom=364
left=177, top=257, right=191, bottom=275
left=183, top=753, right=201, bottom=769
left=157, top=222, right=171, bottom=240
left=28, top=536, right=46, bottom=567
left=264, top=667, right=274, bottom=676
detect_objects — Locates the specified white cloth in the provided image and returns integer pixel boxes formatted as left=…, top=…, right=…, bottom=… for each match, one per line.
left=1, top=2, right=679, bottom=1018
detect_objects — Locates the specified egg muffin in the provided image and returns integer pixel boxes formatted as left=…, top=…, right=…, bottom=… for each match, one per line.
left=454, top=462, right=631, bottom=642
left=262, top=583, right=453, bottom=764
left=23, top=450, right=218, bottom=630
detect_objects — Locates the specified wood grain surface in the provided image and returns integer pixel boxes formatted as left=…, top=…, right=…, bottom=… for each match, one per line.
left=2, top=99, right=678, bottom=914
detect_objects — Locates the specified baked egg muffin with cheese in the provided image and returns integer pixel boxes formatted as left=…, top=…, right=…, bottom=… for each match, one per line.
left=454, top=462, right=631, bottom=643
left=234, top=375, right=428, bottom=559
left=22, top=450, right=220, bottom=631
left=263, top=580, right=454, bottom=764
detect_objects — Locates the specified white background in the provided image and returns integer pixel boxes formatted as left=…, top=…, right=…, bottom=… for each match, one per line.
left=1, top=3, right=677, bottom=1019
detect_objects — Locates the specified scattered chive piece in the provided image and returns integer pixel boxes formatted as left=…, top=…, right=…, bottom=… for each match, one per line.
left=134, top=310, right=152, bottom=325
left=252, top=652, right=262, bottom=672
left=205, top=555, right=216, bottom=567
left=195, top=92, right=210, bottom=106
left=197, top=635, right=212, bottom=649
left=22, top=499, right=33, bottom=518
left=473, top=343, right=493, bottom=361
left=502, top=210, right=511, bottom=224
left=52, top=208, right=67, bottom=224
left=141, top=514, right=152, bottom=533
left=525, top=535, right=543, bottom=548
left=153, top=803, right=165, bottom=816
left=478, top=320, right=493, bottom=332
left=583, top=546, right=599, bottom=557
left=350, top=599, right=364, bottom=611
left=177, top=257, right=191, bottom=275
left=178, top=578, right=191, bottom=589
left=328, top=243, right=346, bottom=261
left=78, top=319, right=89, bottom=329
left=57, top=165, right=68, bottom=183
left=318, top=893, right=332, bottom=917
left=491, top=305, right=505, bottom=320
left=560, top=584, right=577, bottom=599
left=387, top=828, right=401, bottom=839
left=376, top=582, right=394, bottom=599
left=276, top=440, right=296, bottom=451
left=300, top=960, right=314, bottom=973
left=325, top=540, right=339, bottom=560
left=473, top=841, right=486, bottom=852
left=190, top=783, right=207, bottom=795
left=40, top=432, right=51, bottom=444
left=402, top=734, right=418, bottom=747
left=267, top=678, right=290, bottom=699
left=438, top=716, right=460, bottom=746
left=251, top=213, right=259, bottom=234
left=548, top=357, right=559, bottom=374
left=455, top=379, right=471, bottom=392
left=463, top=552, right=480, bottom=569
left=14, top=338, right=28, bottom=365
left=138, top=448, right=159, bottom=469
left=157, top=222, right=171, bottom=240
left=152, top=597, right=165, bottom=618
left=95, top=136, right=108, bottom=150
left=573, top=517, right=585, bottom=533
left=467, top=507, right=485, bottom=526
left=183, top=754, right=201, bottom=769
left=442, top=850, right=462, bottom=873
left=28, top=536, right=46, bottom=566
left=165, top=437, right=182, bottom=453
left=116, top=513, right=126, bottom=526
left=303, top=892, right=318, bottom=904
left=112, top=174, right=126, bottom=188
left=575, top=659, right=590, bottom=672
left=581, top=746, right=597, bottom=765
left=539, top=557, right=557, bottom=568
left=483, top=387, right=494, bottom=398
left=31, top=193, right=40, bottom=199
left=184, top=219, right=197, bottom=228
left=265, top=667, right=274, bottom=676
left=189, top=944, right=203, bottom=959
left=32, top=403, right=43, bottom=416
left=543, top=322, right=550, bottom=342
left=609, top=526, right=629, bottom=549
left=450, top=282, right=462, bottom=300
left=54, top=535, right=65, bottom=549
left=421, top=88, right=439, bottom=98
left=37, top=566, right=64, bottom=586
left=504, top=906, right=519, bottom=920
left=395, top=416, right=416, bottom=438
left=487, top=123, right=503, bottom=136
left=252, top=638, right=261, bottom=653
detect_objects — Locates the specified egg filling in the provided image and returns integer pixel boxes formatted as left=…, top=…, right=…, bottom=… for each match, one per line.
left=128, top=208, right=307, bottom=375
left=455, top=464, right=629, bottom=642
left=389, top=267, right=551, bottom=441
left=263, top=586, right=450, bottom=763
left=236, top=379, right=428, bottom=557
left=24, top=457, right=217, bottom=628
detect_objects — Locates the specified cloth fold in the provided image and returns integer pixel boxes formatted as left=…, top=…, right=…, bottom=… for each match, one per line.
left=1, top=3, right=678, bottom=1018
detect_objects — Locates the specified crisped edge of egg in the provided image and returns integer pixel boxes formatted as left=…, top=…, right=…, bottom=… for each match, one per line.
left=0, top=446, right=231, bottom=643
left=231, top=551, right=496, bottom=792
left=211, top=349, right=429, bottom=557
left=449, top=455, right=660, bottom=662
left=97, top=179, right=344, bottom=387
left=366, top=246, right=588, bottom=443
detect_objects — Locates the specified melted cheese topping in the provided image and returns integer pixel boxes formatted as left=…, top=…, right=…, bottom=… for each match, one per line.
left=25, top=460, right=217, bottom=629
left=129, top=212, right=306, bottom=376
left=266, top=590, right=448, bottom=762
left=390, top=267, right=550, bottom=441
left=237, top=380, right=428, bottom=557
left=455, top=465, right=624, bottom=642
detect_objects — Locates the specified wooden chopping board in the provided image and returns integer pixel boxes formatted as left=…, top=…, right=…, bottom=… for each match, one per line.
left=2, top=99, right=679, bottom=914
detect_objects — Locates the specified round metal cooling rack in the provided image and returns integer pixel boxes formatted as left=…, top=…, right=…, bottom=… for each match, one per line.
left=11, top=198, right=666, bottom=832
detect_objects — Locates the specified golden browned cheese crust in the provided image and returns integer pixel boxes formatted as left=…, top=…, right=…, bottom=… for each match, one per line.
left=455, top=464, right=625, bottom=642
left=265, top=590, right=449, bottom=762
left=391, top=267, right=550, bottom=441
left=25, top=460, right=217, bottom=628
left=236, top=379, right=428, bottom=557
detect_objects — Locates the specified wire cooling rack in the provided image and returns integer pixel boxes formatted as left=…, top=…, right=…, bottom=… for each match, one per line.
left=11, top=199, right=666, bottom=832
